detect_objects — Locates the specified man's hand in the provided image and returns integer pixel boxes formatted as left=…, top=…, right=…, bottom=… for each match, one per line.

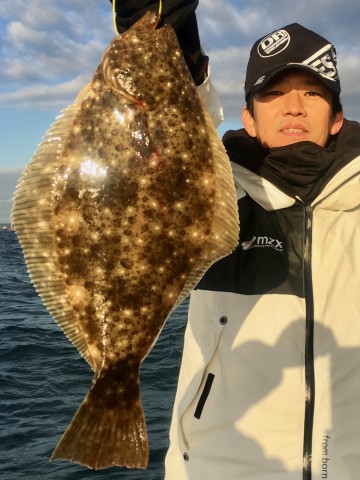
left=109, top=0, right=208, bottom=85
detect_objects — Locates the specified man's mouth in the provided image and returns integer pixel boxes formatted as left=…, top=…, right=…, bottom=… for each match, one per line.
left=280, top=125, right=308, bottom=135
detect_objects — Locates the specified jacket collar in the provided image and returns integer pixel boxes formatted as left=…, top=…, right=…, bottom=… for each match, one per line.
left=223, top=118, right=360, bottom=205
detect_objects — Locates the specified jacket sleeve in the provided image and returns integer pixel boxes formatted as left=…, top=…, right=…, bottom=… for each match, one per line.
left=197, top=68, right=224, bottom=127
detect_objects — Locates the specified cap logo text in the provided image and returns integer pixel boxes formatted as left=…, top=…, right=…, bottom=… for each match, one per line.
left=258, top=29, right=290, bottom=57
left=302, top=44, right=338, bottom=81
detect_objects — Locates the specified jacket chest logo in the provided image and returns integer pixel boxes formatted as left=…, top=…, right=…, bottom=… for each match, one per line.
left=241, top=235, right=284, bottom=252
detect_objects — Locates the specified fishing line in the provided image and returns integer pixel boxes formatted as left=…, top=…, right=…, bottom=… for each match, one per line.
left=112, top=0, right=163, bottom=35
left=112, top=0, right=119, bottom=34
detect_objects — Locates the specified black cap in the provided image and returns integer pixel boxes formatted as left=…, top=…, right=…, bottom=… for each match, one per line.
left=244, top=23, right=341, bottom=99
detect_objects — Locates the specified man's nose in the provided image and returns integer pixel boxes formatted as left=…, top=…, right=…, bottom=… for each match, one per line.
left=281, top=91, right=306, bottom=116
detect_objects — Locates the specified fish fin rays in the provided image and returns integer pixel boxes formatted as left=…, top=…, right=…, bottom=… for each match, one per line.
left=11, top=103, right=97, bottom=370
left=173, top=102, right=240, bottom=310
left=51, top=370, right=148, bottom=469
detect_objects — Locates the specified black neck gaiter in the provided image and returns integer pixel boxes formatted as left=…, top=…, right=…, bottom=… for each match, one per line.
left=263, top=142, right=335, bottom=202
left=223, top=119, right=360, bottom=204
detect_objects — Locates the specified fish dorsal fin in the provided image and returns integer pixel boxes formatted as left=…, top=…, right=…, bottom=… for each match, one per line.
left=171, top=98, right=239, bottom=311
left=12, top=100, right=98, bottom=370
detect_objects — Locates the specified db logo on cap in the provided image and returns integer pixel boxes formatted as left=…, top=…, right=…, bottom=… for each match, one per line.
left=258, top=29, right=290, bottom=57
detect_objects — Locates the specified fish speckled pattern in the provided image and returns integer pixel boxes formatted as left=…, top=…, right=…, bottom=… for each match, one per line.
left=11, top=11, right=239, bottom=471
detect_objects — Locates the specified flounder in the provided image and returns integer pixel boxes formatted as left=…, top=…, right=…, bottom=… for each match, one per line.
left=11, top=11, right=239, bottom=470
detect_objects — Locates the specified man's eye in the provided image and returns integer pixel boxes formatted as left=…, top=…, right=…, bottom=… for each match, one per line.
left=266, top=90, right=282, bottom=95
left=306, top=91, right=323, bottom=97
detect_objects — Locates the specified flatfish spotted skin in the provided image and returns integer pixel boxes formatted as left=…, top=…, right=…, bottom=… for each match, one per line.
left=11, top=11, right=239, bottom=470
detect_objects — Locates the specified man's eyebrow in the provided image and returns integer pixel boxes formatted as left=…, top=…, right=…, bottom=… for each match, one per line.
left=303, top=78, right=323, bottom=86
left=268, top=77, right=326, bottom=90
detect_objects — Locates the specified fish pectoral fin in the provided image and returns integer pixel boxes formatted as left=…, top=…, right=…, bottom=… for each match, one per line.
left=51, top=363, right=148, bottom=469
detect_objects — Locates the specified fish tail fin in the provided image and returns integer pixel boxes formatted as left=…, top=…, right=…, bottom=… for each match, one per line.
left=51, top=366, right=148, bottom=469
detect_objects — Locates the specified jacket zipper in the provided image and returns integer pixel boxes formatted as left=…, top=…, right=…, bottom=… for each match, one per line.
left=303, top=205, right=315, bottom=480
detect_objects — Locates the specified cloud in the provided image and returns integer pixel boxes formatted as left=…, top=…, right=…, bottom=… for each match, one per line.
left=338, top=48, right=360, bottom=94
left=199, top=1, right=260, bottom=40
left=0, top=74, right=91, bottom=109
left=1, top=0, right=360, bottom=122
left=8, top=20, right=48, bottom=46
left=207, top=46, right=248, bottom=121
left=0, top=0, right=63, bottom=29
left=208, top=42, right=360, bottom=121
left=1, top=26, right=106, bottom=87
left=0, top=0, right=112, bottom=104
left=197, top=0, right=360, bottom=121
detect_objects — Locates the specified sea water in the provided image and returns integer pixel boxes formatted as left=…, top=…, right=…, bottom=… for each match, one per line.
left=0, top=231, right=187, bottom=479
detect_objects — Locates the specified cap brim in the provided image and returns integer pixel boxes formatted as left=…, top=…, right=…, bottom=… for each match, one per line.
left=251, top=63, right=341, bottom=96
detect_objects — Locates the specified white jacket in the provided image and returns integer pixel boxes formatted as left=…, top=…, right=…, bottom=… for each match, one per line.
left=165, top=83, right=360, bottom=478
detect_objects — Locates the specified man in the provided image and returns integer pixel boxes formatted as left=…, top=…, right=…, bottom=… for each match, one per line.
left=113, top=3, right=360, bottom=479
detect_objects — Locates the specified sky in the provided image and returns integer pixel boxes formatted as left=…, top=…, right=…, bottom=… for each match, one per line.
left=1, top=0, right=360, bottom=223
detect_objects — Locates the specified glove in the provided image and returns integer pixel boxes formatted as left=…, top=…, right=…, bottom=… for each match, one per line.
left=109, top=0, right=208, bottom=85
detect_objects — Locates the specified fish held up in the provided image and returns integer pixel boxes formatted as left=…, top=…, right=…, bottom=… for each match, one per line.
left=11, top=11, right=239, bottom=471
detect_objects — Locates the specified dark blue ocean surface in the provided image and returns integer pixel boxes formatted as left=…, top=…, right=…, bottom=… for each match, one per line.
left=0, top=232, right=187, bottom=479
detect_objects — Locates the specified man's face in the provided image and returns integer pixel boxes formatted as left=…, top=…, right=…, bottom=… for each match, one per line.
left=242, top=70, right=343, bottom=148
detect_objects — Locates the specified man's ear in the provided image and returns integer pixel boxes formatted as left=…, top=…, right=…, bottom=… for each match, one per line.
left=242, top=106, right=257, bottom=138
left=330, top=110, right=344, bottom=136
